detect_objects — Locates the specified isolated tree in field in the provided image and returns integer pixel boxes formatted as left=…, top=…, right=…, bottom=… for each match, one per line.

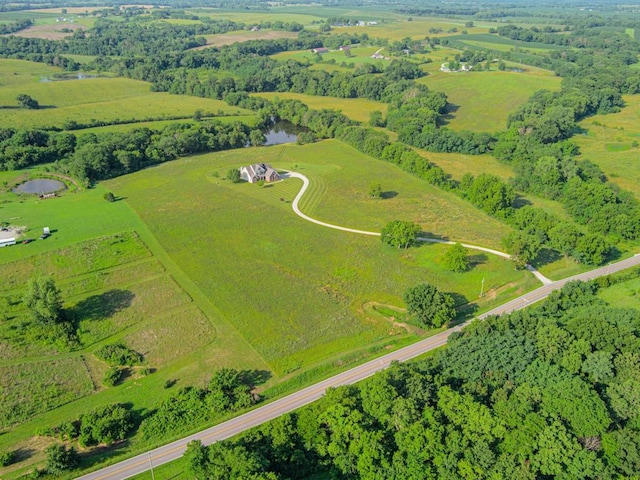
left=103, top=192, right=116, bottom=202
left=226, top=168, right=241, bottom=183
left=23, top=276, right=63, bottom=324
left=404, top=282, right=456, bottom=328
left=443, top=242, right=469, bottom=272
left=381, top=220, right=420, bottom=249
left=16, top=93, right=39, bottom=109
left=368, top=181, right=382, bottom=198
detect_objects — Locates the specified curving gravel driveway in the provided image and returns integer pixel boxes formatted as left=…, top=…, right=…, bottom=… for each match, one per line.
left=284, top=171, right=553, bottom=284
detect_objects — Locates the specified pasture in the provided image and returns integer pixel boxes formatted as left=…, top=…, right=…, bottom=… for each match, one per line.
left=449, top=33, right=566, bottom=54
left=197, top=30, right=299, bottom=48
left=418, top=70, right=562, bottom=132
left=106, top=141, right=536, bottom=374
left=0, top=60, right=253, bottom=129
left=574, top=95, right=640, bottom=198
left=252, top=91, right=387, bottom=123
left=271, top=45, right=388, bottom=67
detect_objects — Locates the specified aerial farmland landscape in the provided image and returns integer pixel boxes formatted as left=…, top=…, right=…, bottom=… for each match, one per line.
left=1, top=0, right=640, bottom=478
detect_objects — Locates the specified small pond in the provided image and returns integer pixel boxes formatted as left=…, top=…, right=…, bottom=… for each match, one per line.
left=14, top=179, right=65, bottom=194
left=263, top=121, right=302, bottom=146
left=40, top=72, right=106, bottom=82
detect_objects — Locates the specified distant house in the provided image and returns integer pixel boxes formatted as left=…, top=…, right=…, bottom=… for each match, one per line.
left=312, top=47, right=329, bottom=54
left=240, top=163, right=280, bottom=184
left=251, top=26, right=260, bottom=32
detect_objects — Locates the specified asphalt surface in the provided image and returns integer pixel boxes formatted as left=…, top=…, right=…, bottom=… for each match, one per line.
left=76, top=253, right=640, bottom=480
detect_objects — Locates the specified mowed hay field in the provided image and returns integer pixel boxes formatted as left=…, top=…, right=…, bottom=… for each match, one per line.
left=574, top=95, right=640, bottom=198
left=197, top=30, right=299, bottom=48
left=419, top=70, right=562, bottom=132
left=252, top=91, right=387, bottom=123
left=105, top=140, right=537, bottom=375
left=0, top=60, right=253, bottom=129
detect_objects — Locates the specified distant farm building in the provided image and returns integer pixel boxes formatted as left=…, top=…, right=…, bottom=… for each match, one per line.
left=312, top=47, right=329, bottom=54
left=240, top=163, right=280, bottom=184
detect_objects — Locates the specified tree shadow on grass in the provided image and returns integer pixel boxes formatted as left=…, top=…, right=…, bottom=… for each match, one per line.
left=438, top=103, right=460, bottom=127
left=67, top=289, right=135, bottom=322
left=513, top=194, right=532, bottom=209
left=530, top=248, right=561, bottom=269
left=450, top=292, right=479, bottom=326
left=468, top=253, right=488, bottom=269
left=12, top=447, right=35, bottom=463
left=239, top=369, right=272, bottom=388
left=380, top=191, right=398, bottom=199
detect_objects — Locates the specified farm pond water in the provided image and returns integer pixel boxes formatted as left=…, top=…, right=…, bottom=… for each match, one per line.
left=262, top=121, right=302, bottom=146
left=14, top=179, right=65, bottom=194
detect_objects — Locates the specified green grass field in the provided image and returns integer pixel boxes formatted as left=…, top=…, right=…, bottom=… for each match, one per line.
left=252, top=91, right=387, bottom=123
left=271, top=45, right=388, bottom=67
left=418, top=70, right=562, bottom=132
left=0, top=139, right=540, bottom=477
left=0, top=60, right=253, bottom=129
left=574, top=95, right=640, bottom=198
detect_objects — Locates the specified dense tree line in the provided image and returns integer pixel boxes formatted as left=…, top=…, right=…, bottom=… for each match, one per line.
left=0, top=19, right=32, bottom=35
left=184, top=279, right=640, bottom=479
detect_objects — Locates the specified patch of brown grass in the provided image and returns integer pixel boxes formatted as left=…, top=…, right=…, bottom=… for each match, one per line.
left=195, top=30, right=298, bottom=48
left=10, top=23, right=83, bottom=40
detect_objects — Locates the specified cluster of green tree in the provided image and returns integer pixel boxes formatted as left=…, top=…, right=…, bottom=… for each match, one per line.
left=140, top=368, right=258, bottom=439
left=399, top=127, right=493, bottom=155
left=337, top=126, right=449, bottom=188
left=502, top=206, right=610, bottom=267
left=94, top=342, right=143, bottom=366
left=0, top=19, right=32, bottom=35
left=458, top=173, right=515, bottom=219
left=0, top=128, right=75, bottom=171
left=380, top=220, right=421, bottom=249
left=404, top=282, right=456, bottom=328
left=494, top=89, right=640, bottom=242
left=22, top=276, right=77, bottom=350
left=59, top=120, right=264, bottom=183
left=38, top=403, right=135, bottom=447
left=184, top=280, right=640, bottom=479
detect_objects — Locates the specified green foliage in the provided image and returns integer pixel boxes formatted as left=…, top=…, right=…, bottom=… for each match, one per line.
left=226, top=168, right=241, bottom=183
left=16, top=93, right=39, bottom=109
left=187, top=281, right=640, bottom=479
left=94, top=342, right=142, bottom=366
left=0, top=450, right=15, bottom=467
left=368, top=181, right=382, bottom=198
left=443, top=243, right=469, bottom=273
left=380, top=220, right=420, bottom=249
left=403, top=282, right=456, bottom=328
left=140, top=368, right=258, bottom=439
left=44, top=444, right=78, bottom=475
left=102, top=366, right=123, bottom=387
left=502, top=231, right=542, bottom=268
left=103, top=192, right=116, bottom=202
left=23, top=276, right=63, bottom=325
left=78, top=404, right=135, bottom=447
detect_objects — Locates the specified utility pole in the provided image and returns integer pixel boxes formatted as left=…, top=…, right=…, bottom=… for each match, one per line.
left=479, top=277, right=485, bottom=298
left=148, top=453, right=155, bottom=480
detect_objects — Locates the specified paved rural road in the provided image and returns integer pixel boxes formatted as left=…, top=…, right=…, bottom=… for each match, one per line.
left=77, top=253, right=640, bottom=480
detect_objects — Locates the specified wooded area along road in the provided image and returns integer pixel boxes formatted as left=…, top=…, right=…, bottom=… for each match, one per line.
left=76, top=253, right=640, bottom=480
